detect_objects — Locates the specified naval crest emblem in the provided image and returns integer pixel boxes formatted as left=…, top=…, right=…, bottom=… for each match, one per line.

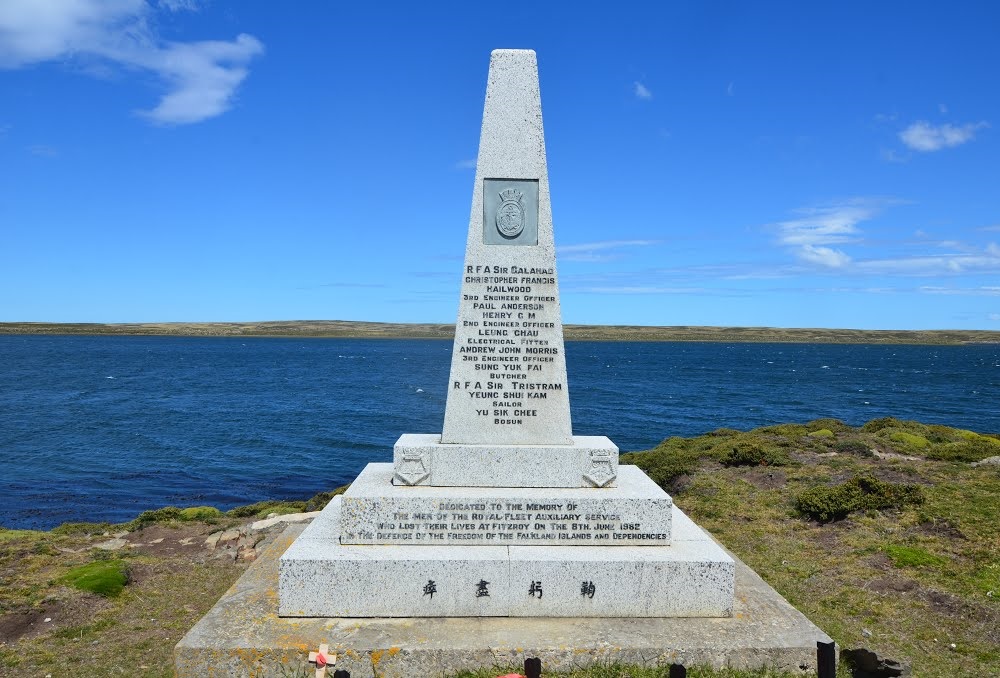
left=495, top=188, right=525, bottom=238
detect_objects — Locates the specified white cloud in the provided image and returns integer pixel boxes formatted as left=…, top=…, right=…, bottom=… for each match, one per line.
left=772, top=199, right=891, bottom=268
left=726, top=81, right=734, bottom=96
left=455, top=158, right=476, bottom=169
left=899, top=120, right=989, bottom=152
left=938, top=103, right=948, bottom=114
left=0, top=0, right=262, bottom=125
left=633, top=81, right=652, bottom=100
left=797, top=244, right=851, bottom=268
left=989, top=313, right=1000, bottom=321
left=981, top=225, right=1000, bottom=232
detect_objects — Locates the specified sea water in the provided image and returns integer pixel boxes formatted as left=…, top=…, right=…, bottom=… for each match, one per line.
left=1, top=335, right=997, bottom=529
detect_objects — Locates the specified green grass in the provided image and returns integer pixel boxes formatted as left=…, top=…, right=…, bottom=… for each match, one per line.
left=884, top=544, right=948, bottom=568
left=60, top=559, right=129, bottom=597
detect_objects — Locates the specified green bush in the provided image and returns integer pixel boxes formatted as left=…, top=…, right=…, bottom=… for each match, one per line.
left=795, top=473, right=925, bottom=522
left=722, top=441, right=789, bottom=467
left=227, top=500, right=306, bottom=519
left=862, top=417, right=904, bottom=433
left=305, top=484, right=351, bottom=512
left=178, top=506, right=222, bottom=521
left=889, top=431, right=930, bottom=448
left=926, top=436, right=1000, bottom=463
left=834, top=439, right=873, bottom=457
left=623, top=448, right=699, bottom=488
left=60, top=560, right=129, bottom=597
left=808, top=429, right=835, bottom=438
left=126, top=506, right=182, bottom=529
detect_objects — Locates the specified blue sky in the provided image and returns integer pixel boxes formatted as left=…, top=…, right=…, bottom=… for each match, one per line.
left=2, top=1, right=998, bottom=330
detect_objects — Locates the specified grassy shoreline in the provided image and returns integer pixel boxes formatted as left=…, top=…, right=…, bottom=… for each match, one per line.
left=2, top=320, right=1000, bottom=345
left=2, top=417, right=998, bottom=676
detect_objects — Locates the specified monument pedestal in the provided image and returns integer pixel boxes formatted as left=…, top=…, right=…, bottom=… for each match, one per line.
left=176, top=521, right=834, bottom=677
left=279, top=474, right=733, bottom=618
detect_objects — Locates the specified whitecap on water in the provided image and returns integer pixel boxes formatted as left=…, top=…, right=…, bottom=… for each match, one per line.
left=416, top=388, right=424, bottom=393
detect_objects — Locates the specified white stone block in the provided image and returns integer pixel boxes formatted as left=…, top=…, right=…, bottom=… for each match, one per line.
left=393, top=433, right=618, bottom=487
left=279, top=497, right=733, bottom=618
left=341, top=463, right=670, bottom=546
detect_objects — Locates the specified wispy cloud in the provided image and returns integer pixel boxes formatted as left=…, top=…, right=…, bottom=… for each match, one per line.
left=899, top=120, right=989, bottom=152
left=726, top=81, right=734, bottom=96
left=772, top=199, right=890, bottom=268
left=633, top=81, right=652, bottom=100
left=980, top=225, right=1000, bottom=232
left=558, top=239, right=659, bottom=262
left=919, top=286, right=1000, bottom=296
left=989, top=313, right=1000, bottom=321
left=455, top=158, right=476, bottom=169
left=855, top=246, right=1000, bottom=276
left=0, top=0, right=263, bottom=125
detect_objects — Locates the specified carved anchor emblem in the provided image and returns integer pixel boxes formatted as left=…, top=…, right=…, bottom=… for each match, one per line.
left=583, top=450, right=616, bottom=487
left=394, top=449, right=430, bottom=485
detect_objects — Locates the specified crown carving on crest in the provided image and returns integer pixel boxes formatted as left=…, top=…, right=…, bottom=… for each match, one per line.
left=498, top=188, right=524, bottom=203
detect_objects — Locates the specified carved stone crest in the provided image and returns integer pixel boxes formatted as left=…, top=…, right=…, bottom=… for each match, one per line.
left=583, top=449, right=616, bottom=487
left=495, top=187, right=525, bottom=238
left=395, top=449, right=430, bottom=485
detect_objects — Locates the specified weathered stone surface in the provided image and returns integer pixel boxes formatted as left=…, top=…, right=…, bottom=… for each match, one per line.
left=392, top=433, right=618, bottom=488
left=441, top=49, right=572, bottom=446
left=176, top=523, right=834, bottom=677
left=343, top=463, right=667, bottom=545
left=280, top=497, right=727, bottom=618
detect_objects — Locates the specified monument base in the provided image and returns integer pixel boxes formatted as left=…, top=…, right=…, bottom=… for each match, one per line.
left=176, top=522, right=835, bottom=677
left=280, top=492, right=730, bottom=617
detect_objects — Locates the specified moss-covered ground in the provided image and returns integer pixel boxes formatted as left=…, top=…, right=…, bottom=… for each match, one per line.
left=1, top=419, right=997, bottom=677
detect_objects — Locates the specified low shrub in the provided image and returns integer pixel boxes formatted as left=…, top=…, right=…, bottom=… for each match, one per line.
left=926, top=436, right=1000, bottom=463
left=126, top=506, right=182, bottom=529
left=60, top=560, right=129, bottom=597
left=808, top=429, right=835, bottom=438
left=623, top=447, right=699, bottom=488
left=888, top=431, right=930, bottom=448
left=227, top=500, right=306, bottom=519
left=862, top=417, right=904, bottom=433
left=834, top=439, right=873, bottom=457
left=305, top=484, right=351, bottom=512
left=794, top=473, right=925, bottom=522
left=722, top=441, right=789, bottom=467
left=178, top=506, right=222, bottom=522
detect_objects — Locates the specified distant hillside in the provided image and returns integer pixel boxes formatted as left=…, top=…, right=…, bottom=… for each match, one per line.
left=1, top=321, right=999, bottom=345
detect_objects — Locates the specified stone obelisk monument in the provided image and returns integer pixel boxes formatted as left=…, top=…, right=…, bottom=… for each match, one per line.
left=178, top=50, right=835, bottom=677
left=278, top=50, right=734, bottom=618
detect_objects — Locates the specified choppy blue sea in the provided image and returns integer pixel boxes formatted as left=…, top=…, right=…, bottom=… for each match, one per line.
left=1, top=335, right=998, bottom=530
